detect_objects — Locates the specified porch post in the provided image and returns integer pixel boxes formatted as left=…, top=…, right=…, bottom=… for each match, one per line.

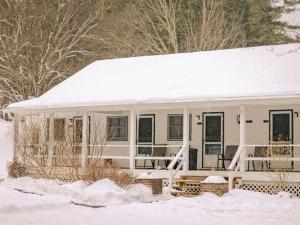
left=47, top=113, right=54, bottom=167
left=40, top=113, right=47, bottom=162
left=183, top=107, right=189, bottom=172
left=129, top=109, right=136, bottom=170
left=81, top=112, right=88, bottom=167
left=239, top=106, right=246, bottom=172
left=13, top=114, right=19, bottom=162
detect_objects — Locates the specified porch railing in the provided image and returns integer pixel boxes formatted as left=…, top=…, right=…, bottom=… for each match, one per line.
left=167, top=144, right=187, bottom=187
left=228, top=144, right=300, bottom=190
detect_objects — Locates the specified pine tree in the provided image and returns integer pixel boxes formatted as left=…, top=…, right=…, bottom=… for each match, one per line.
left=244, top=0, right=291, bottom=46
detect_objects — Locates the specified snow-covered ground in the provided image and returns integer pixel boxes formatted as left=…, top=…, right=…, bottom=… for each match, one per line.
left=0, top=177, right=299, bottom=225
left=0, top=119, right=13, bottom=179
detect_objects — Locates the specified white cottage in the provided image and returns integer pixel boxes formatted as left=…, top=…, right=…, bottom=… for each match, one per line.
left=5, top=43, right=300, bottom=192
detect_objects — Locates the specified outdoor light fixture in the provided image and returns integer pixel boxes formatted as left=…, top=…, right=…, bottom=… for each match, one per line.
left=196, top=115, right=202, bottom=125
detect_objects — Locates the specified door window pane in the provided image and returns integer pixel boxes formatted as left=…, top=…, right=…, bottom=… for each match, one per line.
left=74, top=119, right=83, bottom=143
left=139, top=118, right=153, bottom=143
left=205, top=144, right=221, bottom=155
left=272, top=113, right=290, bottom=142
left=138, top=146, right=152, bottom=155
left=205, top=116, right=221, bottom=142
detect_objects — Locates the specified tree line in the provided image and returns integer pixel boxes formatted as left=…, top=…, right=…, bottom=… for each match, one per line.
left=0, top=0, right=299, bottom=103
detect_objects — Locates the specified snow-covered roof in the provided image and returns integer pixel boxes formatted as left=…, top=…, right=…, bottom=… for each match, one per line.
left=7, top=43, right=300, bottom=111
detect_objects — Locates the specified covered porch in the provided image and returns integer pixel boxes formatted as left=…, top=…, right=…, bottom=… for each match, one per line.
left=9, top=98, right=300, bottom=186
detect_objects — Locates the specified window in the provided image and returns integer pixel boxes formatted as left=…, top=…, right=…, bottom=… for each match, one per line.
left=168, top=114, right=192, bottom=141
left=54, top=119, right=65, bottom=141
left=107, top=116, right=128, bottom=141
left=47, top=118, right=65, bottom=141
left=74, top=118, right=83, bottom=143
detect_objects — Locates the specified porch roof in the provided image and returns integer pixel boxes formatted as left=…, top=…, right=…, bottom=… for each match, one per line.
left=6, top=43, right=300, bottom=112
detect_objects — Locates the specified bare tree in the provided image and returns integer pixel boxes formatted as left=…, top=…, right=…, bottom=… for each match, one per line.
left=0, top=0, right=112, bottom=102
left=109, top=0, right=246, bottom=57
left=11, top=113, right=135, bottom=185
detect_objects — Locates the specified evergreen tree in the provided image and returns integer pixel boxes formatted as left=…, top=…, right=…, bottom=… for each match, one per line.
left=244, top=0, right=291, bottom=46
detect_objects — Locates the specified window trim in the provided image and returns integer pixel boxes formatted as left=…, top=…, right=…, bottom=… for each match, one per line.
left=167, top=114, right=192, bottom=141
left=106, top=116, right=128, bottom=141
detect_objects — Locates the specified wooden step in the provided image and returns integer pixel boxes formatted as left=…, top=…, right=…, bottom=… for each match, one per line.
left=172, top=185, right=201, bottom=189
left=171, top=190, right=200, bottom=197
left=180, top=175, right=207, bottom=181
left=176, top=179, right=202, bottom=184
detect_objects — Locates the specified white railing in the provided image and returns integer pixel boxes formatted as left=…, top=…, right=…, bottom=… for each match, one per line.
left=86, top=144, right=182, bottom=167
left=228, top=144, right=300, bottom=190
left=228, top=145, right=244, bottom=190
left=167, top=144, right=187, bottom=187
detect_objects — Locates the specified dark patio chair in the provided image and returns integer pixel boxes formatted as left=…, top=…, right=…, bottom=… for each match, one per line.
left=143, top=144, right=167, bottom=169
left=217, top=145, right=238, bottom=170
left=248, top=146, right=269, bottom=171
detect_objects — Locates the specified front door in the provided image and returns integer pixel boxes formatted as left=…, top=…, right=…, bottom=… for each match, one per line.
left=202, top=112, right=224, bottom=168
left=269, top=110, right=293, bottom=169
left=137, top=115, right=154, bottom=155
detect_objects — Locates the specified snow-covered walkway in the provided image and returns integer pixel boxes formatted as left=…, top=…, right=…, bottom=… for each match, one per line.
left=0, top=178, right=300, bottom=225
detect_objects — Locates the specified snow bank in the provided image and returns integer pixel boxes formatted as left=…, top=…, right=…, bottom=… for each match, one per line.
left=0, top=182, right=300, bottom=225
left=0, top=186, right=69, bottom=213
left=0, top=177, right=65, bottom=196
left=201, top=176, right=228, bottom=183
left=0, top=120, right=13, bottom=179
left=0, top=177, right=157, bottom=206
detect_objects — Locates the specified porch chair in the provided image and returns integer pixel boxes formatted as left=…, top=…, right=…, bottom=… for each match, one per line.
left=247, top=146, right=269, bottom=171
left=217, top=145, right=238, bottom=170
left=143, top=144, right=167, bottom=169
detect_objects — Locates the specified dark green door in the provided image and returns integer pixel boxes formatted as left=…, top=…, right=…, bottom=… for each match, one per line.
left=137, top=116, right=154, bottom=155
left=202, top=112, right=224, bottom=168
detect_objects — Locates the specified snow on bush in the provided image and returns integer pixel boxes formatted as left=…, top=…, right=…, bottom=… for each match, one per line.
left=201, top=176, right=227, bottom=183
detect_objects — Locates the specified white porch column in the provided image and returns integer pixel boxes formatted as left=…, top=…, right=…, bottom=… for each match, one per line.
left=13, top=114, right=19, bottom=162
left=183, top=107, right=189, bottom=172
left=129, top=109, right=136, bottom=170
left=40, top=114, right=47, bottom=160
left=47, top=113, right=54, bottom=167
left=81, top=112, right=88, bottom=167
left=239, top=106, right=246, bottom=172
